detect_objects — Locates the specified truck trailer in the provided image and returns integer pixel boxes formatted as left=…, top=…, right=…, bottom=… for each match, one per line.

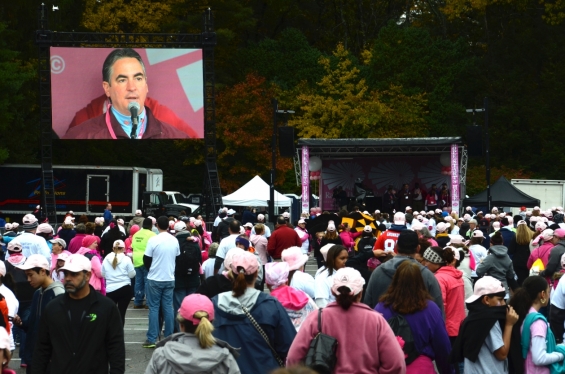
left=510, top=179, right=565, bottom=214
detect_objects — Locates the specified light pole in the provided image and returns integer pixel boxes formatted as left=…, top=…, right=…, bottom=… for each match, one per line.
left=466, top=97, right=490, bottom=212
left=269, top=99, right=294, bottom=223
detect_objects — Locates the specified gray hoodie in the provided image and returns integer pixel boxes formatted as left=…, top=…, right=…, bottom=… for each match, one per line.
left=145, top=333, right=240, bottom=374
left=364, top=256, right=445, bottom=316
left=216, top=288, right=261, bottom=315
left=476, top=245, right=516, bottom=294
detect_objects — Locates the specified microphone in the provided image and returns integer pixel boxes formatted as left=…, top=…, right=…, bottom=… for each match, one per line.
left=128, top=102, right=140, bottom=139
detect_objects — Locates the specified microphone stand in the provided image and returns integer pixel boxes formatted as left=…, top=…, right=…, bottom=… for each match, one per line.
left=130, top=116, right=138, bottom=139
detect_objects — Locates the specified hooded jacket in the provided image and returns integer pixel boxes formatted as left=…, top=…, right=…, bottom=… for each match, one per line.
left=128, top=216, right=144, bottom=232
left=175, top=231, right=202, bottom=290
left=364, top=255, right=445, bottom=316
left=102, top=252, right=136, bottom=293
left=145, top=333, right=240, bottom=374
left=541, top=241, right=565, bottom=278
left=476, top=245, right=516, bottom=294
left=270, top=285, right=318, bottom=332
left=212, top=288, right=296, bottom=374
left=77, top=247, right=105, bottom=294
left=21, top=281, right=65, bottom=364
left=434, top=266, right=466, bottom=336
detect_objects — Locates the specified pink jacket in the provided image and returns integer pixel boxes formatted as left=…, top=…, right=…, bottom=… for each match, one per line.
left=250, top=234, right=269, bottom=265
left=51, top=250, right=72, bottom=272
left=287, top=302, right=406, bottom=373
left=339, top=231, right=362, bottom=250
left=527, top=242, right=554, bottom=269
left=434, top=266, right=466, bottom=337
left=77, top=247, right=105, bottom=295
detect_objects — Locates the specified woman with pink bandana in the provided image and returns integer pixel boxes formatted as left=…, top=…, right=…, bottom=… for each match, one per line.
left=76, top=235, right=105, bottom=295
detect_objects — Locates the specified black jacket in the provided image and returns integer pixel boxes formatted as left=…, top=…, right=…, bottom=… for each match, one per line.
left=541, top=241, right=565, bottom=278
left=32, top=286, right=125, bottom=374
left=217, top=217, right=235, bottom=240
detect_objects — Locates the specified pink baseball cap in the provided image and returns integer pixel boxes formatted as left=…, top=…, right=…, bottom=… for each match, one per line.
left=17, top=254, right=50, bottom=271
left=231, top=251, right=258, bottom=275
left=447, top=234, right=465, bottom=245
left=60, top=254, right=92, bottom=272
left=178, top=294, right=214, bottom=325
left=472, top=230, right=485, bottom=238
left=394, top=212, right=406, bottom=225
left=466, top=275, right=505, bottom=303
left=36, top=223, right=53, bottom=234
left=436, top=222, right=448, bottom=233
left=331, top=267, right=365, bottom=296
left=113, top=240, right=125, bottom=248
left=555, top=228, right=565, bottom=238
left=281, top=246, right=308, bottom=271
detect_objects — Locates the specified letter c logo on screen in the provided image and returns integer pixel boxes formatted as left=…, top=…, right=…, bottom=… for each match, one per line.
left=51, top=55, right=65, bottom=74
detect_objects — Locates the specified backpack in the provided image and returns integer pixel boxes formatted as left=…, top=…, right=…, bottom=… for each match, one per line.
left=387, top=314, right=419, bottom=365
left=177, top=238, right=201, bottom=276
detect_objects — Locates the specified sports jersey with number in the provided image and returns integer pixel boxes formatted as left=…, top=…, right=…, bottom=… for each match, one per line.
left=374, top=230, right=402, bottom=253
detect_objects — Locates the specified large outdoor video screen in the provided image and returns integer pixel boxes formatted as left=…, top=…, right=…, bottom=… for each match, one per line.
left=51, top=47, right=204, bottom=139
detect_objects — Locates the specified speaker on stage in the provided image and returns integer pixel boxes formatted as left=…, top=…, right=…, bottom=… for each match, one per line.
left=466, top=125, right=483, bottom=158
left=279, top=127, right=295, bottom=158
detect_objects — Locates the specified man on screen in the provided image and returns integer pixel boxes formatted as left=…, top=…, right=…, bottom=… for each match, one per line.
left=62, top=48, right=189, bottom=139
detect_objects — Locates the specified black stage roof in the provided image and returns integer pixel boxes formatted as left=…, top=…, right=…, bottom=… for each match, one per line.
left=297, top=137, right=463, bottom=157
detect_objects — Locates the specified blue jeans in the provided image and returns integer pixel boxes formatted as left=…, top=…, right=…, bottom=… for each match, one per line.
left=134, top=266, right=148, bottom=306
left=146, top=279, right=175, bottom=343
left=173, top=287, right=198, bottom=332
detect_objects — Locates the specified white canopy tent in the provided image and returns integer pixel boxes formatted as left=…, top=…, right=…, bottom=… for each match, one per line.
left=222, top=175, right=292, bottom=207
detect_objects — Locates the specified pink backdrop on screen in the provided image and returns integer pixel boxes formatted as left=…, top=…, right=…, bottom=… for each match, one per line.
left=319, top=156, right=455, bottom=210
left=50, top=47, right=204, bottom=138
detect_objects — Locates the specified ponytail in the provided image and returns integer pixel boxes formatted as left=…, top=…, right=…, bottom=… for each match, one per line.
left=112, top=245, right=120, bottom=269
left=335, top=286, right=357, bottom=310
left=232, top=270, right=256, bottom=297
left=193, top=311, right=216, bottom=348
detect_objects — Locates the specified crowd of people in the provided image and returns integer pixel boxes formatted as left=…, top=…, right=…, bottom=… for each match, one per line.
left=1, top=202, right=565, bottom=373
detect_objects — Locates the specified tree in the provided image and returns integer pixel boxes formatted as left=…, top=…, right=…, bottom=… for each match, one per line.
left=288, top=43, right=428, bottom=139
left=215, top=73, right=292, bottom=193
left=465, top=165, right=533, bottom=196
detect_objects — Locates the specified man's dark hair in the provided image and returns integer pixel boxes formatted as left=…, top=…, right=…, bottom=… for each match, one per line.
left=277, top=216, right=286, bottom=225
left=397, top=230, right=419, bottom=254
left=29, top=267, right=49, bottom=276
left=102, top=48, right=146, bottom=83
left=75, top=223, right=86, bottom=234
left=157, top=216, right=169, bottom=230
left=229, top=220, right=240, bottom=234
left=142, top=218, right=153, bottom=230
left=501, top=217, right=510, bottom=226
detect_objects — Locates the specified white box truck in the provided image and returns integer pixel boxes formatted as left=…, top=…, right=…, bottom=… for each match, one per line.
left=511, top=179, right=565, bottom=214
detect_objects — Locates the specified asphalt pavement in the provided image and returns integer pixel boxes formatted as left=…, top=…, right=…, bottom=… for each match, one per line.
left=8, top=256, right=320, bottom=373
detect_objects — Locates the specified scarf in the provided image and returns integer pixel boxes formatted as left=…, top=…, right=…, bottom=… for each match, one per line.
left=450, top=302, right=523, bottom=372
left=522, top=312, right=565, bottom=374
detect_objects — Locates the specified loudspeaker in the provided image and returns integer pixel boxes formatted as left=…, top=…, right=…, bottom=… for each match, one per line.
left=466, top=125, right=483, bottom=158
left=278, top=127, right=295, bottom=158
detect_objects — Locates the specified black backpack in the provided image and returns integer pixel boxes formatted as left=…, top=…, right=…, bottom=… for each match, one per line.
left=177, top=238, right=201, bottom=276
left=387, top=314, right=419, bottom=365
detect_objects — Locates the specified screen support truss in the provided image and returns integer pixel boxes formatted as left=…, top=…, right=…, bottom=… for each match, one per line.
left=35, top=6, right=221, bottom=223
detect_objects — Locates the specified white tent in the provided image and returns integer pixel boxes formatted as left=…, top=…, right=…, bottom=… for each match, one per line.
left=222, top=175, right=292, bottom=207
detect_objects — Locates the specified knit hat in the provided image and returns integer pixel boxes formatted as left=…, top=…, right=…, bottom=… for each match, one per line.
left=265, top=262, right=290, bottom=289
left=22, top=214, right=38, bottom=230
left=178, top=294, right=215, bottom=325
left=423, top=247, right=444, bottom=265
left=235, top=236, right=250, bottom=250
left=281, top=246, right=308, bottom=271
left=466, top=276, right=505, bottom=303
left=331, top=268, right=365, bottom=296
left=82, top=235, right=98, bottom=248
left=129, top=225, right=140, bottom=237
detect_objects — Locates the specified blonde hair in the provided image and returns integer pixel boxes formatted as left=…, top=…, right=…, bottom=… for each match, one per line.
left=254, top=223, right=265, bottom=235
left=112, top=245, right=124, bottom=269
left=516, top=224, right=533, bottom=245
left=177, top=312, right=216, bottom=348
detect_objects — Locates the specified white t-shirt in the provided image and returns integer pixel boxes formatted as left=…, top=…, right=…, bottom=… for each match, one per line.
left=464, top=323, right=507, bottom=374
left=291, top=270, right=315, bottom=299
left=145, top=232, right=180, bottom=282
left=216, top=234, right=239, bottom=265
left=552, top=276, right=565, bottom=310
left=314, top=268, right=336, bottom=308
left=0, top=284, right=18, bottom=350
left=17, top=233, right=51, bottom=265
left=469, top=244, right=489, bottom=277
left=202, top=258, right=215, bottom=279
left=102, top=253, right=136, bottom=293
left=251, top=225, right=271, bottom=239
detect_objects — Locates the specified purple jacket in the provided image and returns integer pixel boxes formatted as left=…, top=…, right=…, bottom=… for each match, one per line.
left=375, top=300, right=452, bottom=374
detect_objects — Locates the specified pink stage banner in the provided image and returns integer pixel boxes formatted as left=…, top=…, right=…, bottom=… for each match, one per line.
left=301, top=147, right=310, bottom=213
left=451, top=144, right=460, bottom=214
left=320, top=156, right=452, bottom=211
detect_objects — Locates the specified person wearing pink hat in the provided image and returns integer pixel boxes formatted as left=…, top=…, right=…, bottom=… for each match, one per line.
left=528, top=229, right=556, bottom=283
left=76, top=235, right=105, bottom=295
left=250, top=224, right=268, bottom=267
left=281, top=246, right=315, bottom=299
left=289, top=267, right=406, bottom=373
left=539, top=228, right=565, bottom=281
left=32, top=253, right=126, bottom=373
left=102, top=240, right=135, bottom=326
left=67, top=223, right=88, bottom=254
left=212, top=251, right=296, bottom=374
left=197, top=248, right=243, bottom=299
left=16, top=214, right=51, bottom=267
left=265, top=262, right=318, bottom=332
left=435, top=222, right=450, bottom=248
left=476, top=231, right=517, bottom=298
left=451, top=276, right=519, bottom=374
left=13, top=254, right=65, bottom=372
left=124, top=224, right=140, bottom=258
left=145, top=293, right=240, bottom=374
left=128, top=209, right=145, bottom=234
